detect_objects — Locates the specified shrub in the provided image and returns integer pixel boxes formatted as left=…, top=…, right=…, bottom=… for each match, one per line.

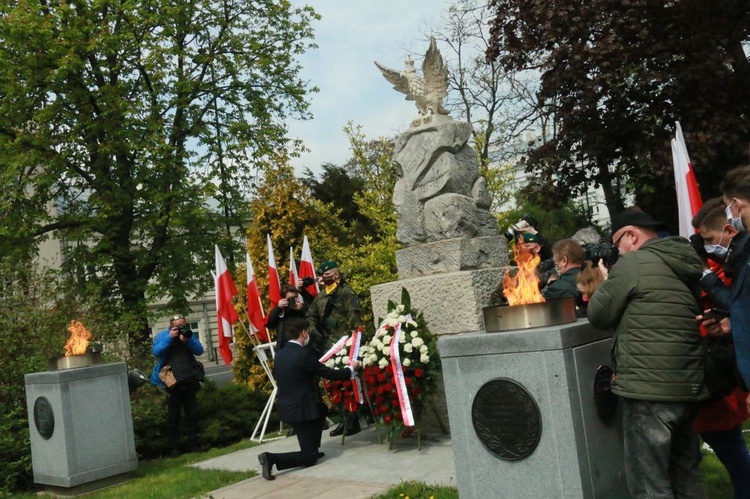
left=130, top=381, right=276, bottom=459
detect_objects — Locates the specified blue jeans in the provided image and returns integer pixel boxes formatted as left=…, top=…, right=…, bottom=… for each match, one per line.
left=622, top=398, right=706, bottom=499
left=701, top=425, right=750, bottom=499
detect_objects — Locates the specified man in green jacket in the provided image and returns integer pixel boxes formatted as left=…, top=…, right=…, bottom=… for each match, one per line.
left=588, top=210, right=707, bottom=499
left=306, top=260, right=363, bottom=436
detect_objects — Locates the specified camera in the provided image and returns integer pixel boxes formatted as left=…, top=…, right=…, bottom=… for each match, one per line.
left=286, top=297, right=297, bottom=307
left=176, top=324, right=193, bottom=338
left=300, top=276, right=316, bottom=287
left=503, top=214, right=537, bottom=241
left=584, top=242, right=617, bottom=267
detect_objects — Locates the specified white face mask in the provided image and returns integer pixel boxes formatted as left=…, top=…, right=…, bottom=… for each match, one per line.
left=704, top=244, right=729, bottom=260
left=302, top=332, right=310, bottom=347
left=726, top=201, right=745, bottom=232
left=704, top=229, right=729, bottom=260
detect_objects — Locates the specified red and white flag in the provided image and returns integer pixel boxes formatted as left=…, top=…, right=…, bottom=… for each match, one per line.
left=299, top=235, right=319, bottom=297
left=246, top=253, right=269, bottom=343
left=671, top=121, right=703, bottom=239
left=267, top=234, right=282, bottom=310
left=215, top=245, right=239, bottom=365
left=288, top=246, right=299, bottom=287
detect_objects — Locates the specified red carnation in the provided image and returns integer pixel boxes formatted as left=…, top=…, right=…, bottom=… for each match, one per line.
left=384, top=415, right=392, bottom=424
left=395, top=411, right=402, bottom=420
left=377, top=386, right=385, bottom=395
left=375, top=395, right=384, bottom=404
left=411, top=387, right=420, bottom=396
left=384, top=383, right=393, bottom=392
left=391, top=398, right=399, bottom=407
left=414, top=368, right=424, bottom=378
left=405, top=377, right=412, bottom=386
left=377, top=373, right=386, bottom=383
left=386, top=364, right=393, bottom=374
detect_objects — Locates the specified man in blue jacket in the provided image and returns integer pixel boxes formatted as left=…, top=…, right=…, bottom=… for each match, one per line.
left=258, top=317, right=359, bottom=480
left=151, top=313, right=204, bottom=453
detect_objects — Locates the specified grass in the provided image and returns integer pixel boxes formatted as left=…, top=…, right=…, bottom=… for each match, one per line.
left=11, top=438, right=260, bottom=499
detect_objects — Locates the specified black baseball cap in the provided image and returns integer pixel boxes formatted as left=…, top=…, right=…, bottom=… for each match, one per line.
left=610, top=210, right=667, bottom=239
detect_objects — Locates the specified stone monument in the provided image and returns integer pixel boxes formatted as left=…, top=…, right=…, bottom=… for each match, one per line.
left=371, top=38, right=508, bottom=338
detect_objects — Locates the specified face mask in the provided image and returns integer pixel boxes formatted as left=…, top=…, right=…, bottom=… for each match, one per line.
left=726, top=202, right=746, bottom=232
left=302, top=332, right=310, bottom=347
left=322, top=275, right=337, bottom=286
left=704, top=244, right=728, bottom=260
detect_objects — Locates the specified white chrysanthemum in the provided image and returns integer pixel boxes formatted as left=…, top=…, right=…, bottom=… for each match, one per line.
left=383, top=335, right=391, bottom=345
left=420, top=353, right=430, bottom=363
left=386, top=317, right=399, bottom=327
left=411, top=337, right=424, bottom=348
left=403, top=358, right=411, bottom=367
left=403, top=343, right=413, bottom=353
left=369, top=354, right=379, bottom=365
left=371, top=339, right=382, bottom=350
left=381, top=345, right=391, bottom=355
left=378, top=357, right=389, bottom=369
left=399, top=334, right=406, bottom=343
left=397, top=304, right=406, bottom=313
left=336, top=348, right=347, bottom=357
left=398, top=315, right=406, bottom=323
left=325, top=359, right=335, bottom=368
left=410, top=330, right=419, bottom=338
left=420, top=344, right=428, bottom=354
left=407, top=319, right=418, bottom=328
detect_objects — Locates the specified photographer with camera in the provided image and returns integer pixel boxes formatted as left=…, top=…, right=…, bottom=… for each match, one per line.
left=150, top=313, right=205, bottom=454
left=266, top=284, right=309, bottom=351
left=504, top=214, right=553, bottom=261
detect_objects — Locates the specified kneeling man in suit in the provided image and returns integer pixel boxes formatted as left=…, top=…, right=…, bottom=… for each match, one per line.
left=258, top=317, right=359, bottom=480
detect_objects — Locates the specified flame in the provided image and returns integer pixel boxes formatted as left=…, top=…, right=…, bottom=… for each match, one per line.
left=64, top=320, right=93, bottom=356
left=503, top=243, right=546, bottom=306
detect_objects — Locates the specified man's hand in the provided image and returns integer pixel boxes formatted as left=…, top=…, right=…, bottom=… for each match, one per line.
left=349, top=360, right=361, bottom=371
left=278, top=298, right=289, bottom=308
left=598, top=259, right=609, bottom=280
left=697, top=314, right=731, bottom=336
left=169, top=327, right=180, bottom=339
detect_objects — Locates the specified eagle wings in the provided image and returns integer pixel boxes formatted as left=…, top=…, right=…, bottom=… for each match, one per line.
left=375, top=37, right=449, bottom=117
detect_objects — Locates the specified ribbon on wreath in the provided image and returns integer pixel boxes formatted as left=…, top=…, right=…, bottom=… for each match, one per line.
left=318, top=335, right=349, bottom=363
left=347, top=327, right=364, bottom=404
left=390, top=322, right=415, bottom=426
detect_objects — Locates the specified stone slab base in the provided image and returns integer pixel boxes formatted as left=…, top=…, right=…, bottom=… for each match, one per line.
left=370, top=268, right=505, bottom=337
left=395, top=236, right=508, bottom=279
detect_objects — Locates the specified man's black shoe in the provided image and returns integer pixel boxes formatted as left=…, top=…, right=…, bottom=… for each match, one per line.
left=345, top=423, right=361, bottom=436
left=258, top=452, right=275, bottom=480
left=317, top=451, right=325, bottom=459
left=329, top=422, right=345, bottom=437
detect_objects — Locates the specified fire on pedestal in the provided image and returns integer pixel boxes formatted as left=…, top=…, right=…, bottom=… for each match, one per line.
left=24, top=320, right=137, bottom=489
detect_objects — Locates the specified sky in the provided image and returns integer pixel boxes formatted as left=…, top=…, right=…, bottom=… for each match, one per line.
left=287, top=0, right=453, bottom=174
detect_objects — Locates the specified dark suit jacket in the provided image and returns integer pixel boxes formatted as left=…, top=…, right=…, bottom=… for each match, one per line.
left=274, top=342, right=352, bottom=423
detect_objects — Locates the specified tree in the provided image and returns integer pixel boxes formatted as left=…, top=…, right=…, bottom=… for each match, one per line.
left=486, top=0, right=750, bottom=225
left=0, top=0, right=318, bottom=352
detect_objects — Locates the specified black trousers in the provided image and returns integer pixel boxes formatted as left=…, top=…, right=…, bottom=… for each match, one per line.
left=273, top=416, right=325, bottom=470
left=166, top=382, right=199, bottom=446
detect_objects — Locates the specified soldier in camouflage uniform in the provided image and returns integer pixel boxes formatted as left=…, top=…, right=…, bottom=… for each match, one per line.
left=306, top=260, right=363, bottom=436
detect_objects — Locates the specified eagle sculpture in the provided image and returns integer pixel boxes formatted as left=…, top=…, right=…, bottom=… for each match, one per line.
left=375, top=37, right=449, bottom=117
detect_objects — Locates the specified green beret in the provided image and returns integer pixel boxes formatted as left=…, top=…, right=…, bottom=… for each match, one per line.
left=317, top=261, right=339, bottom=274
left=521, top=233, right=540, bottom=244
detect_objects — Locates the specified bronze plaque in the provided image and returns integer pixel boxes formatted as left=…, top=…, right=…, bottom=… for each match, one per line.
left=471, top=378, right=542, bottom=461
left=594, top=365, right=618, bottom=423
left=33, top=396, right=55, bottom=440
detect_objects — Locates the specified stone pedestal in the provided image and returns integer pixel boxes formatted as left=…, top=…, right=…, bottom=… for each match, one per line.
left=395, top=236, right=508, bottom=279
left=370, top=267, right=504, bottom=337
left=439, top=321, right=627, bottom=499
left=25, top=362, right=138, bottom=488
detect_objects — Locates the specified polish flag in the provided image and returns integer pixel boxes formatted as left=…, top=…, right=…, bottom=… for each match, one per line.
left=299, top=235, right=319, bottom=297
left=215, top=245, right=239, bottom=365
left=671, top=121, right=703, bottom=239
left=246, top=253, right=269, bottom=343
left=289, top=246, right=299, bottom=287
left=267, top=234, right=282, bottom=310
